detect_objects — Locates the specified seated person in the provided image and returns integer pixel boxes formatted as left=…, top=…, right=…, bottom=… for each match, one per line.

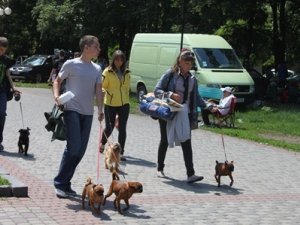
left=201, top=87, right=235, bottom=125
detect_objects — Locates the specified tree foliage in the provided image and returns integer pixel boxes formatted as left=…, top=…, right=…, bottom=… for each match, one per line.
left=3, top=0, right=300, bottom=70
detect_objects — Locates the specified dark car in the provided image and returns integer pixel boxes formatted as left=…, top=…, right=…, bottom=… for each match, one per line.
left=15, top=55, right=29, bottom=65
left=247, top=68, right=269, bottom=99
left=9, top=55, right=53, bottom=83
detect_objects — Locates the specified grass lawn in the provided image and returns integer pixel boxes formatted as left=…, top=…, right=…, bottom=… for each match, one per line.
left=204, top=104, right=300, bottom=152
left=14, top=82, right=300, bottom=152
left=0, top=176, right=10, bottom=186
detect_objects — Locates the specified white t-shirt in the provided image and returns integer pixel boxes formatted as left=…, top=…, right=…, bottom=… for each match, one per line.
left=58, top=58, right=102, bottom=115
left=217, top=94, right=235, bottom=115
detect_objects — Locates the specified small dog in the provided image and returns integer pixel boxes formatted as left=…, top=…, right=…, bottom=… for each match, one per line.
left=82, top=177, right=105, bottom=214
left=215, top=160, right=234, bottom=187
left=103, top=175, right=143, bottom=214
left=18, top=127, right=30, bottom=156
left=104, top=142, right=122, bottom=173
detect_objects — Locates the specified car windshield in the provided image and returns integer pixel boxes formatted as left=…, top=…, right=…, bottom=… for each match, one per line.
left=193, top=48, right=243, bottom=69
left=23, top=56, right=46, bottom=66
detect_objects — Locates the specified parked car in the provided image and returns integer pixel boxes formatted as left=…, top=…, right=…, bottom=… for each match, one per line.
left=270, top=68, right=295, bottom=77
left=14, top=55, right=28, bottom=65
left=247, top=68, right=269, bottom=99
left=9, top=54, right=53, bottom=83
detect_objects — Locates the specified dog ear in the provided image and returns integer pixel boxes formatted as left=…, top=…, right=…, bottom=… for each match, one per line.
left=231, top=161, right=234, bottom=164
left=216, top=160, right=219, bottom=164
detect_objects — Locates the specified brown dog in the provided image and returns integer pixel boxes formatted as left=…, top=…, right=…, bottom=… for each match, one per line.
left=103, top=175, right=143, bottom=214
left=82, top=177, right=104, bottom=214
left=215, top=160, right=234, bottom=187
left=104, top=142, right=122, bottom=173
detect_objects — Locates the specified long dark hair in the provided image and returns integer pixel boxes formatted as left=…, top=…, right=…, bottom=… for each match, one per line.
left=109, top=50, right=127, bottom=73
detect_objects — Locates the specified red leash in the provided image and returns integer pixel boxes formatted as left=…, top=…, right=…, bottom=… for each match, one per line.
left=97, top=124, right=103, bottom=183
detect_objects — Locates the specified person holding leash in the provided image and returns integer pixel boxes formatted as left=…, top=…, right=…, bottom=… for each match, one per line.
left=99, top=50, right=130, bottom=161
left=154, top=48, right=207, bottom=183
left=52, top=35, right=104, bottom=198
left=0, top=37, right=21, bottom=152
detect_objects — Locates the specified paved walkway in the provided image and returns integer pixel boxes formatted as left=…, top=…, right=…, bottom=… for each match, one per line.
left=0, top=87, right=300, bottom=225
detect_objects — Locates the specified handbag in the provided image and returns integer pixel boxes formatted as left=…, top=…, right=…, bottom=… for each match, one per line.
left=44, top=105, right=66, bottom=141
left=139, top=95, right=178, bottom=121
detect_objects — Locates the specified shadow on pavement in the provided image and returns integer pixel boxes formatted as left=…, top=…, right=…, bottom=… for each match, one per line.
left=0, top=150, right=36, bottom=161
left=66, top=196, right=151, bottom=220
left=99, top=199, right=150, bottom=220
left=162, top=176, right=243, bottom=195
left=122, top=156, right=156, bottom=168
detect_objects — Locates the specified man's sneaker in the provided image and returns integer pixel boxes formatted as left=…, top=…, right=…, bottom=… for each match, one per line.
left=157, top=170, right=166, bottom=178
left=65, top=187, right=77, bottom=196
left=0, top=144, right=4, bottom=151
left=55, top=188, right=69, bottom=198
left=187, top=175, right=204, bottom=184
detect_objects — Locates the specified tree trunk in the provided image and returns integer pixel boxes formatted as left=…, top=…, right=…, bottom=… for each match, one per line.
left=269, top=0, right=287, bottom=70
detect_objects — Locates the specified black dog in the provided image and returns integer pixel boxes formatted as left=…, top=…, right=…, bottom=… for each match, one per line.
left=18, top=127, right=30, bottom=156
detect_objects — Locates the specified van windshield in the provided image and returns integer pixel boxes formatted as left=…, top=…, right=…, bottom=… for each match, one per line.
left=193, top=48, right=243, bottom=69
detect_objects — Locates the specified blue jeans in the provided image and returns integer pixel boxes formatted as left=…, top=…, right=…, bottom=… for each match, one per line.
left=54, top=110, right=93, bottom=190
left=0, top=87, right=7, bottom=144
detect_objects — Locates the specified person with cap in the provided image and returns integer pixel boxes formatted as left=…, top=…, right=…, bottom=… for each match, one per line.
left=154, top=48, right=207, bottom=184
left=201, top=86, right=235, bottom=125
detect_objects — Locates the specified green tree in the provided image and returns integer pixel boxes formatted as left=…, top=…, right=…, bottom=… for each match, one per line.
left=3, top=0, right=39, bottom=57
left=32, top=0, right=82, bottom=53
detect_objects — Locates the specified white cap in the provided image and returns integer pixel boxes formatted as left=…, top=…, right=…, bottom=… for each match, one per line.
left=220, top=87, right=232, bottom=93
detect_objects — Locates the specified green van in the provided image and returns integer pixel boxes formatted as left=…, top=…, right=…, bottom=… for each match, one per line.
left=129, top=33, right=255, bottom=103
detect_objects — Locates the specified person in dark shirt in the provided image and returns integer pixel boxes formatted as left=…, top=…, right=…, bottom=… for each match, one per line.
left=0, top=37, right=21, bottom=151
left=48, top=50, right=66, bottom=84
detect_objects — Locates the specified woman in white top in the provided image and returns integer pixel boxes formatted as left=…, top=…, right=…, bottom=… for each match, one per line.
left=201, top=86, right=235, bottom=125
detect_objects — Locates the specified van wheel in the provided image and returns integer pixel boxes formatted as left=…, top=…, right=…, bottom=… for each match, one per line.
left=137, top=85, right=147, bottom=102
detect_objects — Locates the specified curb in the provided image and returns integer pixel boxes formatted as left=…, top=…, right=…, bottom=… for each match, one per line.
left=0, top=167, right=28, bottom=197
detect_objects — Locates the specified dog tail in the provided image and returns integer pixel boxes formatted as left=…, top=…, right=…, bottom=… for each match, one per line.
left=112, top=170, right=120, bottom=181
left=85, top=177, right=92, bottom=186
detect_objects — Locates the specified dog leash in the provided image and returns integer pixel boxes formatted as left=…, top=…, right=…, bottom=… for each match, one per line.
left=221, top=133, right=228, bottom=161
left=96, top=124, right=103, bottom=183
left=99, top=122, right=126, bottom=180
left=19, top=102, right=25, bottom=129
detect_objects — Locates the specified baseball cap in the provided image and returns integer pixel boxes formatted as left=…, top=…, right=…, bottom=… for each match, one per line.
left=220, top=87, right=232, bottom=93
left=180, top=50, right=195, bottom=61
